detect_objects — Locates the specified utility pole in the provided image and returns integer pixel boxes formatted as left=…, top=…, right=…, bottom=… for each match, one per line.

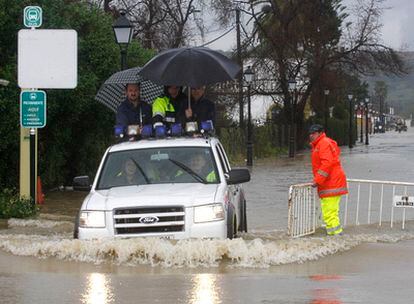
left=236, top=6, right=244, bottom=126
left=348, top=94, right=353, bottom=149
left=379, top=95, right=384, bottom=126
left=244, top=66, right=254, bottom=166
left=324, top=89, right=330, bottom=131
left=288, top=80, right=297, bottom=158
left=360, top=102, right=364, bottom=143
left=365, top=98, right=370, bottom=145
left=246, top=84, right=253, bottom=166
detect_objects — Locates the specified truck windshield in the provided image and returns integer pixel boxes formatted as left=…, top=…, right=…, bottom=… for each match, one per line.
left=96, top=147, right=219, bottom=189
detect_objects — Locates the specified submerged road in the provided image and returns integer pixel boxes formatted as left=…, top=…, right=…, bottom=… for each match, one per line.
left=0, top=125, right=413, bottom=303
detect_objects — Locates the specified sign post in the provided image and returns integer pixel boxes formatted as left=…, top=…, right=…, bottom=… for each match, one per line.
left=18, top=6, right=77, bottom=203
left=29, top=128, right=36, bottom=203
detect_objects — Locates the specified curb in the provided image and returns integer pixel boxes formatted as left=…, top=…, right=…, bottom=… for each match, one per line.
left=0, top=219, right=8, bottom=229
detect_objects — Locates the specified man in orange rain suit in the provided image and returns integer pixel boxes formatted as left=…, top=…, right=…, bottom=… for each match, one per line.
left=309, top=124, right=348, bottom=236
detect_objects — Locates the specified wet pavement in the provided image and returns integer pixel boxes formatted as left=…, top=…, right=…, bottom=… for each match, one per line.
left=0, top=125, right=413, bottom=303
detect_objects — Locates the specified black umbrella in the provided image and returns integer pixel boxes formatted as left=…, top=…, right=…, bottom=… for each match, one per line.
left=139, top=47, right=241, bottom=88
left=95, top=67, right=163, bottom=112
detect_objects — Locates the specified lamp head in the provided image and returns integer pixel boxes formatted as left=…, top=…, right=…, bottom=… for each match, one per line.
left=113, top=11, right=133, bottom=45
left=288, top=79, right=297, bottom=92
left=244, top=66, right=254, bottom=84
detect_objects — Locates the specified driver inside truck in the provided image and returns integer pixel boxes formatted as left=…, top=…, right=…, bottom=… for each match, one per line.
left=188, top=151, right=217, bottom=183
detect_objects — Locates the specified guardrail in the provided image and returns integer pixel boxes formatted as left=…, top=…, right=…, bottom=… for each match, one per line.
left=288, top=179, right=414, bottom=238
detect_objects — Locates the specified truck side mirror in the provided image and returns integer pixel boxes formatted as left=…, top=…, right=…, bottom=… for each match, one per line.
left=73, top=176, right=91, bottom=191
left=226, top=168, right=250, bottom=185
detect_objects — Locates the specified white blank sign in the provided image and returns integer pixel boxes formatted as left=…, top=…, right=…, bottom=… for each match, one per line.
left=18, top=29, right=77, bottom=89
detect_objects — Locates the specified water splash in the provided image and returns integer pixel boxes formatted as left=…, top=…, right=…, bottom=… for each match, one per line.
left=8, top=218, right=74, bottom=229
left=0, top=227, right=413, bottom=268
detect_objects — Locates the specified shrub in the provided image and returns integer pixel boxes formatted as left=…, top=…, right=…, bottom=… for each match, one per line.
left=0, top=189, right=38, bottom=219
left=218, top=124, right=286, bottom=164
left=304, top=117, right=349, bottom=146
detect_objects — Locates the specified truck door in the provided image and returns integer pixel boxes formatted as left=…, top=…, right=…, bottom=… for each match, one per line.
left=215, top=143, right=241, bottom=221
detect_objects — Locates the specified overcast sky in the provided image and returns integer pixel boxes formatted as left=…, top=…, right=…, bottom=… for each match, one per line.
left=378, top=0, right=414, bottom=50
left=201, top=0, right=414, bottom=52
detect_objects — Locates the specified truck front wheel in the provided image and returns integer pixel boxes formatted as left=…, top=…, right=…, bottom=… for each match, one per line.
left=227, top=207, right=237, bottom=239
left=238, top=199, right=248, bottom=233
left=73, top=214, right=79, bottom=239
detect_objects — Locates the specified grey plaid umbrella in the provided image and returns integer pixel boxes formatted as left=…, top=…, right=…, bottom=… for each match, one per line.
left=95, top=67, right=163, bottom=113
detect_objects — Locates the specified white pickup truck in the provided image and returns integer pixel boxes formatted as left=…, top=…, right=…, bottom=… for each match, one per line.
left=73, top=136, right=250, bottom=240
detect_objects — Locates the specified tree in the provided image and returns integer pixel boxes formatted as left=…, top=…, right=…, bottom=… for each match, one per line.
left=0, top=0, right=153, bottom=188
left=373, top=80, right=387, bottom=118
left=0, top=0, right=31, bottom=188
left=101, top=0, right=205, bottom=50
left=233, top=0, right=406, bottom=146
left=207, top=0, right=406, bottom=147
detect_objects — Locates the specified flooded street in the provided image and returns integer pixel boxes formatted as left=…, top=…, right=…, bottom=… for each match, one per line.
left=1, top=127, right=414, bottom=303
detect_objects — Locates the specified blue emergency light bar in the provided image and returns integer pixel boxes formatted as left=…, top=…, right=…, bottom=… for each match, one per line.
left=171, top=123, right=183, bottom=136
left=141, top=125, right=153, bottom=138
left=200, top=120, right=214, bottom=133
left=155, top=125, right=166, bottom=138
left=114, top=125, right=125, bottom=138
left=114, top=120, right=214, bottom=141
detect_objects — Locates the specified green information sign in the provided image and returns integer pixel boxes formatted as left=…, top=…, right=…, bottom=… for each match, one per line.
left=20, top=90, right=46, bottom=128
left=24, top=6, right=42, bottom=28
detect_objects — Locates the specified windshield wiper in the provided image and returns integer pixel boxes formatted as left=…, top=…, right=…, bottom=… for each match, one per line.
left=168, top=158, right=207, bottom=184
left=130, top=158, right=151, bottom=184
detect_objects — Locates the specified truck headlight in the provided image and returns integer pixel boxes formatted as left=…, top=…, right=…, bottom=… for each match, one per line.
left=79, top=211, right=106, bottom=228
left=194, top=204, right=224, bottom=223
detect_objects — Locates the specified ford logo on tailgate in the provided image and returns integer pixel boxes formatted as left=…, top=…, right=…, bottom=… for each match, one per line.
left=139, top=216, right=159, bottom=224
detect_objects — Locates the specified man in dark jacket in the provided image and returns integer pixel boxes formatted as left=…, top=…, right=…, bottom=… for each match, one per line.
left=116, top=83, right=152, bottom=126
left=183, top=86, right=216, bottom=127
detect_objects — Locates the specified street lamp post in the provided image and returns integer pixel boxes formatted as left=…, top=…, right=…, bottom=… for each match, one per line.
left=113, top=11, right=133, bottom=71
left=348, top=94, right=353, bottom=148
left=354, top=104, right=359, bottom=138
left=244, top=66, right=254, bottom=166
left=288, top=79, right=297, bottom=158
left=365, top=97, right=370, bottom=145
left=324, top=89, right=330, bottom=131
left=235, top=6, right=244, bottom=126
left=359, top=101, right=364, bottom=143
left=368, top=109, right=373, bottom=134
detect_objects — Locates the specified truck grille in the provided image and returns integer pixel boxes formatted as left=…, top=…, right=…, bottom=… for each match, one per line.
left=113, top=206, right=185, bottom=235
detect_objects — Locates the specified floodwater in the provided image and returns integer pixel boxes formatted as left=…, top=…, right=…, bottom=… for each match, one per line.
left=1, top=126, right=414, bottom=303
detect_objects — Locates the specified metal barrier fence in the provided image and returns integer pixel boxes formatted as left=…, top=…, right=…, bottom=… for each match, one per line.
left=288, top=179, right=414, bottom=238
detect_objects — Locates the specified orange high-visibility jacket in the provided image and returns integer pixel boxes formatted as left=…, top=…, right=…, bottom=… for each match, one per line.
left=311, top=133, right=348, bottom=198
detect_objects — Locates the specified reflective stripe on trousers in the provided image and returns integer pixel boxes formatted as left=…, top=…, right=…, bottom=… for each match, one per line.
left=320, top=196, right=343, bottom=235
